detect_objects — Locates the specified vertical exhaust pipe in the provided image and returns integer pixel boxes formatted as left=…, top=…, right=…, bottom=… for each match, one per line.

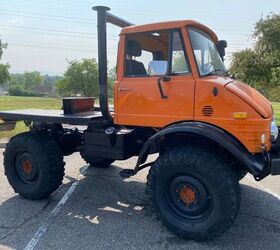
left=92, top=6, right=113, bottom=122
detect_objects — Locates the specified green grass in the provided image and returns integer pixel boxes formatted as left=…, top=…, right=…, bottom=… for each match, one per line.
left=0, top=96, right=279, bottom=139
left=0, top=96, right=61, bottom=111
left=0, top=96, right=61, bottom=139
left=273, top=102, right=280, bottom=124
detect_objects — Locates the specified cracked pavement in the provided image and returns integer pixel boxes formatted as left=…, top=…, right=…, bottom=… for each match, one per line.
left=0, top=151, right=280, bottom=250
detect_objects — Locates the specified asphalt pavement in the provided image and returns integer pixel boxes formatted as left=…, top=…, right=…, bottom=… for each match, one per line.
left=0, top=150, right=280, bottom=250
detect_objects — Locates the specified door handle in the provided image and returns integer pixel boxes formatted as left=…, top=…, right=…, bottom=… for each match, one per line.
left=119, top=87, right=132, bottom=92
left=157, top=76, right=171, bottom=99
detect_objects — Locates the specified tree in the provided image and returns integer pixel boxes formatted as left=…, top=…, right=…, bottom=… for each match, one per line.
left=229, top=13, right=280, bottom=99
left=22, top=71, right=43, bottom=89
left=0, top=64, right=10, bottom=85
left=56, top=58, right=99, bottom=97
left=56, top=77, right=72, bottom=97
left=56, top=58, right=117, bottom=98
left=43, top=74, right=63, bottom=85
left=0, top=39, right=7, bottom=59
left=172, top=52, right=188, bottom=73
left=8, top=72, right=44, bottom=96
left=9, top=71, right=43, bottom=89
left=0, top=39, right=10, bottom=84
left=108, top=67, right=116, bottom=98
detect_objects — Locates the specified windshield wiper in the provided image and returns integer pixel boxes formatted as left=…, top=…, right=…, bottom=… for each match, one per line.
left=203, top=69, right=228, bottom=77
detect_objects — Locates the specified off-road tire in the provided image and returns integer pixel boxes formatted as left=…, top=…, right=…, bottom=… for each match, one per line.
left=80, top=153, right=114, bottom=168
left=4, top=131, right=65, bottom=200
left=233, top=168, right=247, bottom=181
left=146, top=146, right=240, bottom=241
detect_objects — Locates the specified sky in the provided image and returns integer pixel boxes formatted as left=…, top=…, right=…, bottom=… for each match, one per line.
left=0, top=0, right=279, bottom=75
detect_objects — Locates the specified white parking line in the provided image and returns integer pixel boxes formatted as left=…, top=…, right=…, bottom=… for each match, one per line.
left=246, top=175, right=280, bottom=201
left=24, top=167, right=89, bottom=250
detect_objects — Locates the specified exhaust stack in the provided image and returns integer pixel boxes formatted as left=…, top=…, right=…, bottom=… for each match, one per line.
left=92, top=6, right=134, bottom=122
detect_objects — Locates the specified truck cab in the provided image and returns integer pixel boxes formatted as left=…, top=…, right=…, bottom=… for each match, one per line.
left=114, top=20, right=275, bottom=155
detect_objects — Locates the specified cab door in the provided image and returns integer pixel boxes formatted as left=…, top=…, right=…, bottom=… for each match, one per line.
left=115, top=29, right=195, bottom=128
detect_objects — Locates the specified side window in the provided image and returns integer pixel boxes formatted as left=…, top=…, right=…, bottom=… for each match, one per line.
left=125, top=31, right=169, bottom=77
left=171, top=31, right=190, bottom=74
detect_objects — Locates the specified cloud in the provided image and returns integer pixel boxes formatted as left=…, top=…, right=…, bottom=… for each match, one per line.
left=4, top=17, right=25, bottom=26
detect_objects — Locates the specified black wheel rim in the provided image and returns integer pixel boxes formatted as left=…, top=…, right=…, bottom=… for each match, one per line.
left=163, top=174, right=213, bottom=221
left=15, top=151, right=39, bottom=184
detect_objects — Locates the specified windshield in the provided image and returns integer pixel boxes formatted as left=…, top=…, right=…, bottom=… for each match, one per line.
left=188, top=27, right=227, bottom=76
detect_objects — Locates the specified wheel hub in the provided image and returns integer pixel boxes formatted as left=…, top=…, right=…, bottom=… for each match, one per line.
left=166, top=175, right=212, bottom=220
left=15, top=152, right=39, bottom=183
left=179, top=186, right=196, bottom=204
left=22, top=160, right=33, bottom=174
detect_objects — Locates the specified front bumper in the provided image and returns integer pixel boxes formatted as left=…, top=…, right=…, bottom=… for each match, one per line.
left=267, top=126, right=280, bottom=176
left=249, top=126, right=280, bottom=180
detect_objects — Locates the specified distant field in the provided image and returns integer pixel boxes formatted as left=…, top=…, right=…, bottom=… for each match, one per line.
left=0, top=96, right=61, bottom=111
left=0, top=96, right=280, bottom=139
left=0, top=96, right=61, bottom=138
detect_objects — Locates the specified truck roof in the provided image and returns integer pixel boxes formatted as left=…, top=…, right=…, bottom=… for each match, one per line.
left=120, top=20, right=218, bottom=43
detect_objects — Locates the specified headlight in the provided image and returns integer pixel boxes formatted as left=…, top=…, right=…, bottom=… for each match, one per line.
left=271, top=116, right=279, bottom=142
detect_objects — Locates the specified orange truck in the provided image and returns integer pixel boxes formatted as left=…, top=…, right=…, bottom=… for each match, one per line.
left=0, top=6, right=279, bottom=241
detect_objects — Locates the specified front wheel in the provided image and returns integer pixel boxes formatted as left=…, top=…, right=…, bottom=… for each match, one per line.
left=146, top=146, right=240, bottom=241
left=233, top=168, right=247, bottom=181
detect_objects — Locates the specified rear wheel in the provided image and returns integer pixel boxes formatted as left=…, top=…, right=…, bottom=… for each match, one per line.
left=146, top=146, right=240, bottom=241
left=4, top=131, right=65, bottom=200
left=80, top=153, right=114, bottom=168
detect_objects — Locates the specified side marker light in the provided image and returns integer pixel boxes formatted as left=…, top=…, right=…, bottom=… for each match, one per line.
left=233, top=112, right=248, bottom=119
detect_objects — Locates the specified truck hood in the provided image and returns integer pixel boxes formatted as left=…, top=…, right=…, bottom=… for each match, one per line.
left=225, top=80, right=272, bottom=118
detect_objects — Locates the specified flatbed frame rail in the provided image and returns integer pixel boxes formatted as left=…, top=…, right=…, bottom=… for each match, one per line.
left=0, top=109, right=103, bottom=126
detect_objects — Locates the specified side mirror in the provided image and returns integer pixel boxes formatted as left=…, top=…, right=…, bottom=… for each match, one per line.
left=216, top=40, right=227, bottom=61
